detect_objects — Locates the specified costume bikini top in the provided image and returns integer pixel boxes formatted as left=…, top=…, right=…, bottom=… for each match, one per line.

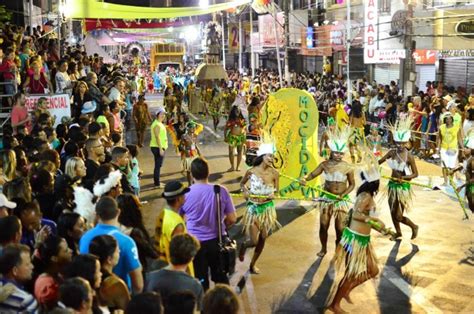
left=387, top=158, right=412, bottom=175
left=249, top=173, right=275, bottom=196
left=323, top=171, right=347, bottom=183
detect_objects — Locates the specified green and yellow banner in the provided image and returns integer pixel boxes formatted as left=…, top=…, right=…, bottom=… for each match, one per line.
left=261, top=88, right=319, bottom=198
left=65, top=0, right=251, bottom=19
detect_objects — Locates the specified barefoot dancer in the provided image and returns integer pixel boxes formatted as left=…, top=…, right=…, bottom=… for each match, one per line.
left=301, top=128, right=355, bottom=257
left=320, top=117, right=336, bottom=160
left=457, top=131, right=474, bottom=213
left=224, top=105, right=246, bottom=171
left=239, top=143, right=279, bottom=274
left=180, top=121, right=201, bottom=186
left=328, top=158, right=389, bottom=313
left=379, top=116, right=419, bottom=240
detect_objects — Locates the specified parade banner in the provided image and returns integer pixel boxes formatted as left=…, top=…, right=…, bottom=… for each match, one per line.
left=67, top=0, right=251, bottom=19
left=228, top=23, right=240, bottom=53
left=261, top=88, right=319, bottom=198
left=228, top=22, right=251, bottom=54
left=25, top=94, right=71, bottom=127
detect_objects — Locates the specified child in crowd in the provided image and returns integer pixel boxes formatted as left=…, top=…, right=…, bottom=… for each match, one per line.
left=366, top=123, right=382, bottom=158
left=127, top=144, right=141, bottom=196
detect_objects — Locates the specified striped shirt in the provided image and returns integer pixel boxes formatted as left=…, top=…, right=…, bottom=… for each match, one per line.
left=0, top=279, right=39, bottom=313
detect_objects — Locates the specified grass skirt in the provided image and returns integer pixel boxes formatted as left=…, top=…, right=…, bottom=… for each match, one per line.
left=326, top=228, right=378, bottom=305
left=243, top=200, right=280, bottom=234
left=387, top=180, right=413, bottom=212
left=317, top=192, right=350, bottom=221
left=226, top=132, right=245, bottom=147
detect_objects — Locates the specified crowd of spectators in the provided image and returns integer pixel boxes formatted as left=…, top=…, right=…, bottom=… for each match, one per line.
left=0, top=19, right=472, bottom=314
left=0, top=23, right=240, bottom=314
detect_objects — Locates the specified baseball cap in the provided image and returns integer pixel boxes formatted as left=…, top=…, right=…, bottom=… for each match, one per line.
left=0, top=193, right=16, bottom=209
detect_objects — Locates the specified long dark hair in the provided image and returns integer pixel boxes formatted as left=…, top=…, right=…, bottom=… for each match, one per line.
left=356, top=173, right=380, bottom=197
left=252, top=155, right=264, bottom=167
left=88, top=234, right=118, bottom=266
left=57, top=213, right=82, bottom=255
left=117, top=193, right=149, bottom=238
left=351, top=100, right=363, bottom=118
left=33, top=234, right=65, bottom=276
left=228, top=105, right=244, bottom=121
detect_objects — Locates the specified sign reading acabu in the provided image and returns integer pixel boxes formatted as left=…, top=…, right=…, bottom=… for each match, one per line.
left=364, top=0, right=378, bottom=63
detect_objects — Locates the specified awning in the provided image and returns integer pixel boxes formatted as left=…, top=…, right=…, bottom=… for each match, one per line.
left=84, top=35, right=117, bottom=63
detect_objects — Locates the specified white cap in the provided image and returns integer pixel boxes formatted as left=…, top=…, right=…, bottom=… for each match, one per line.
left=0, top=193, right=16, bottom=209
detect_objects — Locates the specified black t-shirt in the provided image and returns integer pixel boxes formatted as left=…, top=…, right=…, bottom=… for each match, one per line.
left=145, top=269, right=203, bottom=308
left=83, top=159, right=100, bottom=191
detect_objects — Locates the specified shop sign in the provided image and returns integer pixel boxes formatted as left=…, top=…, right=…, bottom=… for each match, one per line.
left=364, top=0, right=378, bottom=63
left=413, top=49, right=436, bottom=64
left=438, top=50, right=474, bottom=58
left=455, top=20, right=474, bottom=40
left=376, top=49, right=406, bottom=64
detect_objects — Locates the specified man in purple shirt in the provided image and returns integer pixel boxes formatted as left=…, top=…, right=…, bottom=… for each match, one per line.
left=180, top=157, right=237, bottom=290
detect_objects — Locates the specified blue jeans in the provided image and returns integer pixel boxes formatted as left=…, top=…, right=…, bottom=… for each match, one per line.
left=151, top=147, right=164, bottom=186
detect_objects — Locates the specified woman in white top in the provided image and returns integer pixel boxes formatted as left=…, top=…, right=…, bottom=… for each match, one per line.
left=379, top=116, right=419, bottom=240
left=239, top=143, right=279, bottom=274
left=55, top=59, right=73, bottom=96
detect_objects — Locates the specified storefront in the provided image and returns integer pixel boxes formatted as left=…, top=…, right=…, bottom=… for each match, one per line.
left=433, top=10, right=474, bottom=91
left=438, top=50, right=474, bottom=91
left=413, top=49, right=437, bottom=92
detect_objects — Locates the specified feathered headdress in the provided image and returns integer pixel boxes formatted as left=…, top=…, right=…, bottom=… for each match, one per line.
left=327, top=127, right=351, bottom=153
left=73, top=186, right=96, bottom=224
left=359, top=146, right=381, bottom=183
left=257, top=132, right=277, bottom=157
left=389, top=116, right=413, bottom=143
left=93, top=170, right=122, bottom=197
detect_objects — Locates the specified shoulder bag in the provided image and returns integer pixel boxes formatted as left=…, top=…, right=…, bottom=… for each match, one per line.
left=214, top=185, right=237, bottom=275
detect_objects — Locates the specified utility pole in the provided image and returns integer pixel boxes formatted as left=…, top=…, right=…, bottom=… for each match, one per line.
left=284, top=0, right=291, bottom=84
left=346, top=0, right=351, bottom=105
left=250, top=8, right=255, bottom=78
left=238, top=14, right=243, bottom=73
left=401, top=3, right=415, bottom=97
left=272, top=2, right=283, bottom=87
left=221, top=13, right=226, bottom=69
left=29, top=0, right=34, bottom=35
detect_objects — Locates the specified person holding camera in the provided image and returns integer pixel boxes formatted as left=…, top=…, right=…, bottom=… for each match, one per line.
left=180, top=158, right=237, bottom=291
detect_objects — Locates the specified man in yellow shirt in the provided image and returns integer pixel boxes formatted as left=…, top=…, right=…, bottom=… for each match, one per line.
left=150, top=107, right=168, bottom=188
left=154, top=181, right=194, bottom=275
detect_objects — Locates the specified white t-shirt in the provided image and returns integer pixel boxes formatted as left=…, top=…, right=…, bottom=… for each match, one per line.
left=108, top=87, right=121, bottom=102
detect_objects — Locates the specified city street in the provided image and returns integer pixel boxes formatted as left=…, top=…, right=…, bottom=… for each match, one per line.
left=137, top=95, right=473, bottom=314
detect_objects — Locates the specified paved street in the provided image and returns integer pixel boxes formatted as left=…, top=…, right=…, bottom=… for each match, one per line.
left=136, top=95, right=473, bottom=314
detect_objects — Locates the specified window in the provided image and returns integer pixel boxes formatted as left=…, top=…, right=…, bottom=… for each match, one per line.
left=379, top=0, right=390, bottom=14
